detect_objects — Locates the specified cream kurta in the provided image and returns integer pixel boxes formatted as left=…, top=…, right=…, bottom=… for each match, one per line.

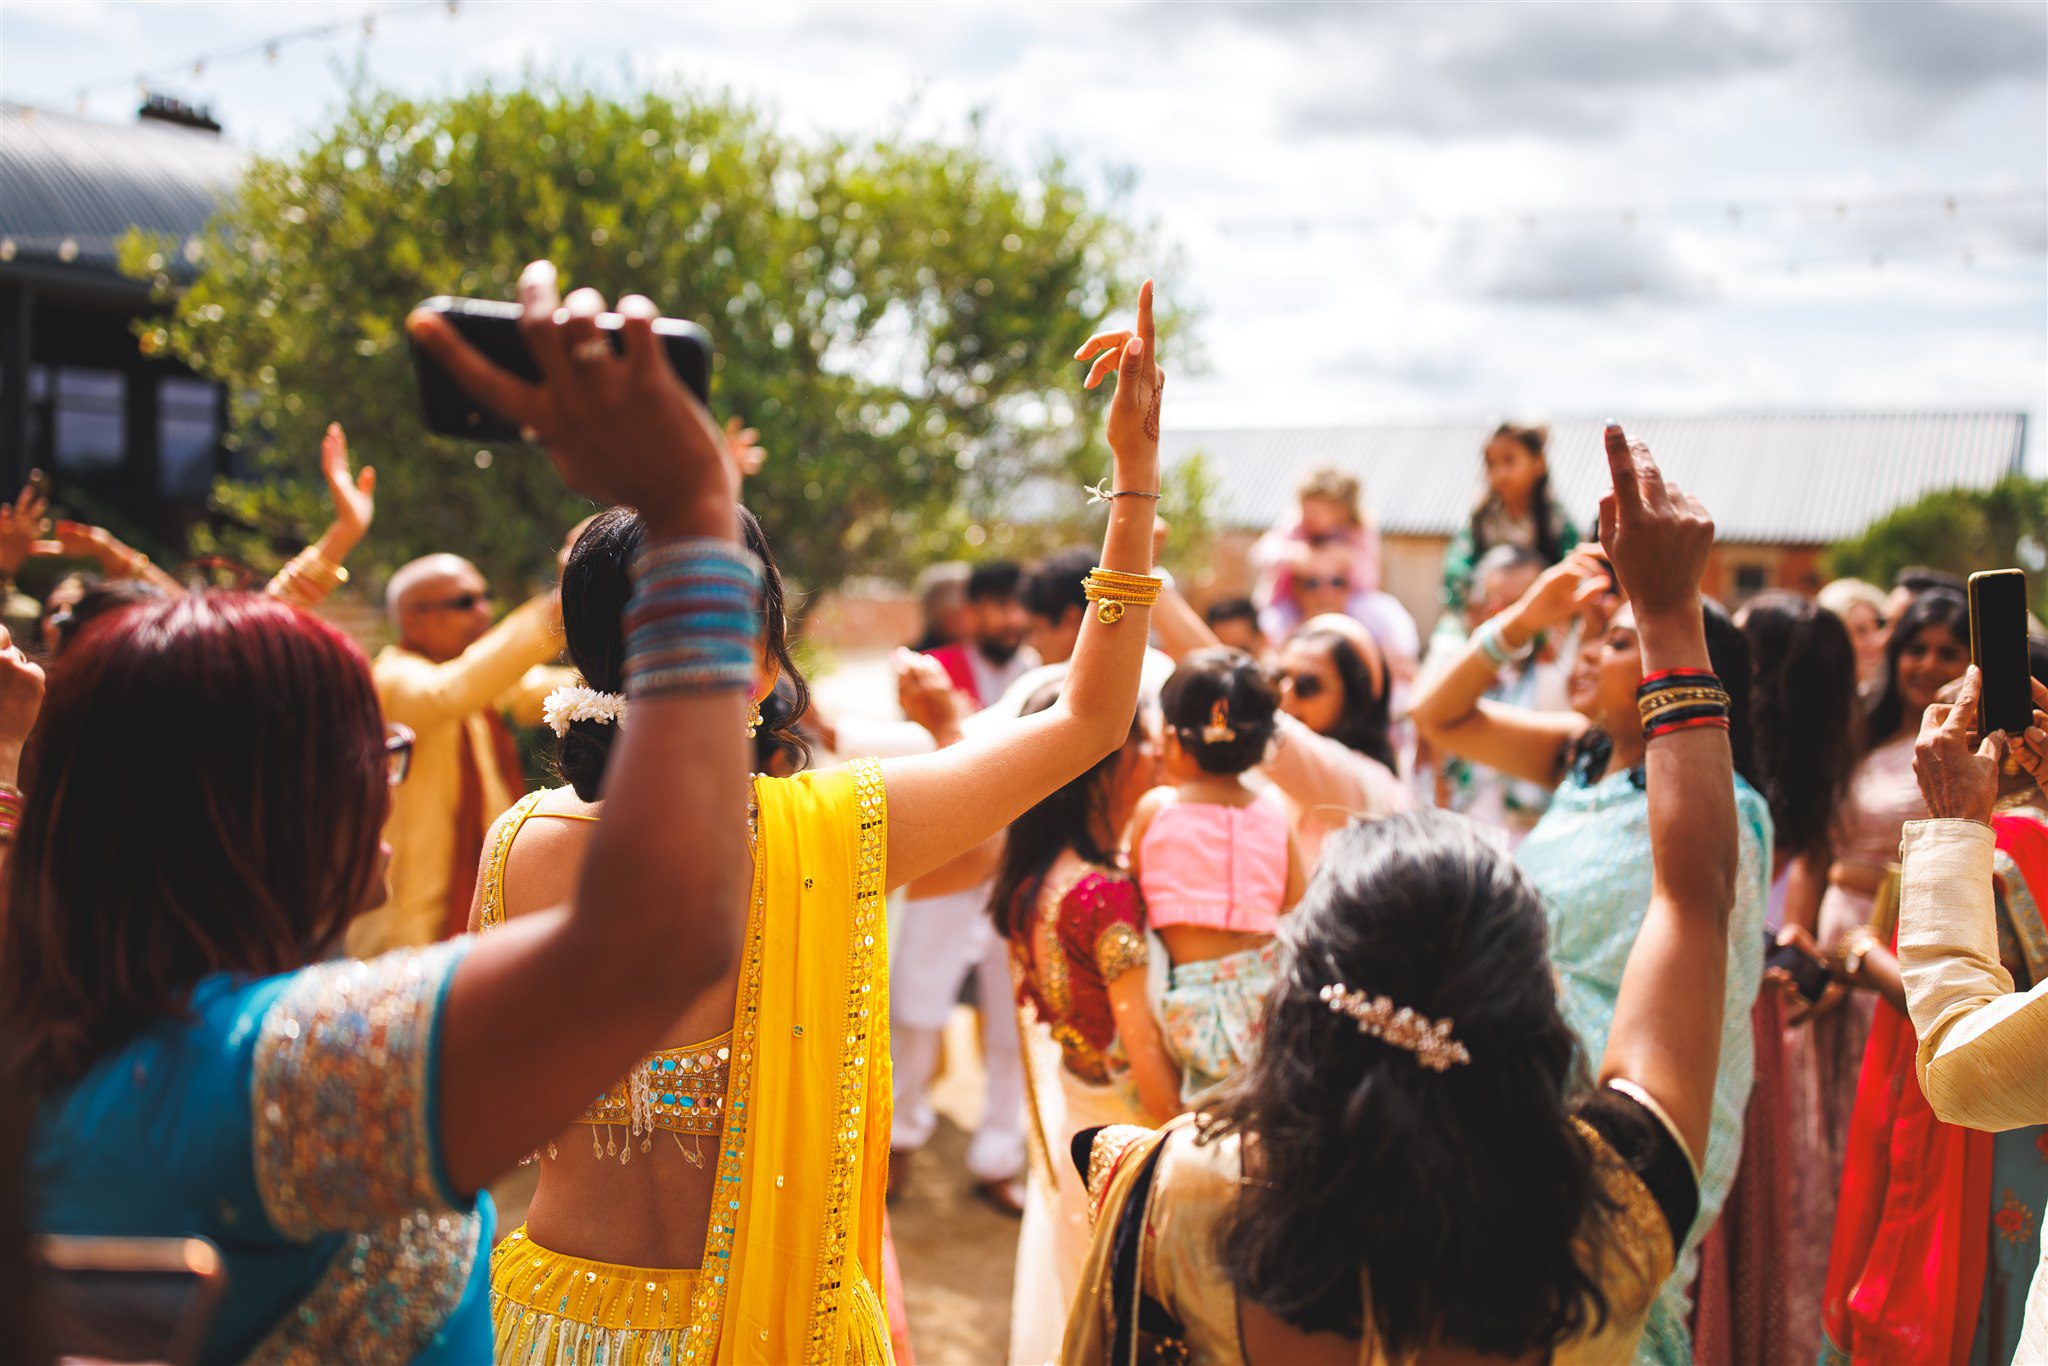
left=345, top=594, right=567, bottom=956
left=1898, top=817, right=2048, bottom=1365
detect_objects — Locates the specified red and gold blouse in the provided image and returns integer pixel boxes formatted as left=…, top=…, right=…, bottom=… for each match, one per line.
left=1009, top=860, right=1149, bottom=1086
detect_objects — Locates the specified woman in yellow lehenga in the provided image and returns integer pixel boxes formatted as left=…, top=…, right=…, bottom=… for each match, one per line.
left=433, top=267, right=1170, bottom=1364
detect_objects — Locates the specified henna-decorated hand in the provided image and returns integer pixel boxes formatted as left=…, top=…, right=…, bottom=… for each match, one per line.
left=1074, top=279, right=1164, bottom=486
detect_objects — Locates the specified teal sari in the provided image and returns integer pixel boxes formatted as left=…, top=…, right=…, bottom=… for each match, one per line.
left=31, top=941, right=492, bottom=1362
left=1517, top=767, right=1772, bottom=1366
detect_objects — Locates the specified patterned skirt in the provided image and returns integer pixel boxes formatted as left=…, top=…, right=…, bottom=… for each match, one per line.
left=490, top=1225, right=698, bottom=1365
left=1160, top=941, right=1279, bottom=1104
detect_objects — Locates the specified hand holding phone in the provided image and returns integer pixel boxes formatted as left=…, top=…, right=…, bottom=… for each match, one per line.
left=1763, top=928, right=1830, bottom=1004
left=404, top=262, right=736, bottom=537
left=1968, top=569, right=2031, bottom=738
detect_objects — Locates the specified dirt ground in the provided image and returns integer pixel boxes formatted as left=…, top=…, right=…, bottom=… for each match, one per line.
left=488, top=1004, right=1018, bottom=1364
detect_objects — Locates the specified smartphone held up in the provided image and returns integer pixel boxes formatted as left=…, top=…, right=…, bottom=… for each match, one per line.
left=1968, top=569, right=2031, bottom=739
left=407, top=295, right=712, bottom=441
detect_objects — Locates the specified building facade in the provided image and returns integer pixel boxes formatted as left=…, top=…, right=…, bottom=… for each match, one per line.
left=0, top=98, right=247, bottom=552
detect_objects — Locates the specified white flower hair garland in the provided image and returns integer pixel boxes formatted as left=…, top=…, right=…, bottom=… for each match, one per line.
left=543, top=683, right=628, bottom=737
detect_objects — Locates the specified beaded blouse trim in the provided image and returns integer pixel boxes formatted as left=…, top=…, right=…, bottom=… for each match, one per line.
left=251, top=941, right=466, bottom=1238
left=249, top=1208, right=483, bottom=1364
left=477, top=789, right=737, bottom=1158
left=802, top=757, right=889, bottom=1365
left=247, top=941, right=479, bottom=1362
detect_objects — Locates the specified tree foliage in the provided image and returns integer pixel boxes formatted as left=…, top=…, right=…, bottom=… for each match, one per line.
left=125, top=80, right=1195, bottom=599
left=1829, top=476, right=2048, bottom=611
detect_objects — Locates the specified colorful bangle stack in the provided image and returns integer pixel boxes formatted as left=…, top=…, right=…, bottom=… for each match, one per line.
left=1476, top=616, right=1535, bottom=667
left=623, top=537, right=764, bottom=698
left=1082, top=567, right=1163, bottom=625
left=1636, top=668, right=1733, bottom=741
left=266, top=546, right=350, bottom=608
left=0, top=787, right=22, bottom=843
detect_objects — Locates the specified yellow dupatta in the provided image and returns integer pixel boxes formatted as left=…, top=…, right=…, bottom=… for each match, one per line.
left=685, top=758, right=894, bottom=1365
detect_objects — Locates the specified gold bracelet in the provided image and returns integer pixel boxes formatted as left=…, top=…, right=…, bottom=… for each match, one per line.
left=1083, top=567, right=1162, bottom=625
left=1839, top=925, right=1883, bottom=978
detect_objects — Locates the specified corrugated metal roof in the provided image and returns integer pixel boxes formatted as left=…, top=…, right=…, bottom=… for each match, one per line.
left=0, top=101, right=246, bottom=272
left=1161, top=412, right=2029, bottom=545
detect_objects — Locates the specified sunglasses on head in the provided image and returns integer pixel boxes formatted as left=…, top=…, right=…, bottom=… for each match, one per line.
left=412, top=591, right=492, bottom=614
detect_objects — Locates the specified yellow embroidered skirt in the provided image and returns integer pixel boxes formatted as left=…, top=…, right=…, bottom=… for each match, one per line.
left=491, top=1225, right=699, bottom=1366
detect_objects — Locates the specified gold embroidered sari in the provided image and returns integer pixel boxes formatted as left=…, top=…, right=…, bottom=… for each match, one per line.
left=488, top=759, right=894, bottom=1365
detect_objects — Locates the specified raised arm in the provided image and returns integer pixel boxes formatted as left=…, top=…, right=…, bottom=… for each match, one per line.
left=408, top=262, right=751, bottom=1192
left=1898, top=671, right=2048, bottom=1129
left=1406, top=550, right=1605, bottom=789
left=880, top=282, right=1165, bottom=889
left=1595, top=424, right=1736, bottom=1165
left=266, top=423, right=376, bottom=608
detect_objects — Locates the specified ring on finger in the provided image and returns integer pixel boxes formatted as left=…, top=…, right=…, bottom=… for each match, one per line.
left=570, top=338, right=610, bottom=365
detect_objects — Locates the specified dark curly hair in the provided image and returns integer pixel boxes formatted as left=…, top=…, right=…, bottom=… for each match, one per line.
left=1160, top=648, right=1278, bottom=776
left=1740, top=590, right=1859, bottom=860
left=556, top=505, right=808, bottom=800
left=1202, top=810, right=1617, bottom=1355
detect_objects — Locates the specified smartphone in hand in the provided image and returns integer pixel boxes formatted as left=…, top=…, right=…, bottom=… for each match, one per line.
left=407, top=296, right=712, bottom=441
left=1763, top=930, right=1830, bottom=1004
left=1968, top=569, right=2031, bottom=736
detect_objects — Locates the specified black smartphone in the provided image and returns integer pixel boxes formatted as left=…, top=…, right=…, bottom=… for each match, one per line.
left=1969, top=569, right=2031, bottom=736
left=41, top=1235, right=227, bottom=1366
left=1763, top=930, right=1830, bottom=1004
left=407, top=295, right=712, bottom=441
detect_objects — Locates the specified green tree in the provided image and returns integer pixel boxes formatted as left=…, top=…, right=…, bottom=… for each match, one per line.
left=1829, top=477, right=2048, bottom=613
left=124, top=80, right=1189, bottom=601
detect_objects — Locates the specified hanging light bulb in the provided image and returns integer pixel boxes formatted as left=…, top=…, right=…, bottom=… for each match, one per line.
left=362, top=14, right=376, bottom=38
left=265, top=42, right=280, bottom=64
left=192, top=58, right=206, bottom=78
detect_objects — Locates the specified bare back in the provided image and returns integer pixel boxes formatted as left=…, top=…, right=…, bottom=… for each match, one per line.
left=475, top=785, right=748, bottom=1269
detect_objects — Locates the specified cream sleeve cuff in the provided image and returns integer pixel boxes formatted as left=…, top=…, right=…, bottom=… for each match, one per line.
left=1901, top=817, right=2048, bottom=1130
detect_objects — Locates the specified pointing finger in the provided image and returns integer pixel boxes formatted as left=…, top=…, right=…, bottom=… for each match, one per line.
left=1603, top=422, right=1639, bottom=508
left=1136, top=279, right=1155, bottom=360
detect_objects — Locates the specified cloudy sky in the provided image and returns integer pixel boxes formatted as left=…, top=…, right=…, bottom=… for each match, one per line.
left=4, top=1, right=2045, bottom=436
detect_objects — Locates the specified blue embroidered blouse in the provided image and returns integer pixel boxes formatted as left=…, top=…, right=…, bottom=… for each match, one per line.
left=1515, top=766, right=1772, bottom=1366
left=31, top=940, right=493, bottom=1363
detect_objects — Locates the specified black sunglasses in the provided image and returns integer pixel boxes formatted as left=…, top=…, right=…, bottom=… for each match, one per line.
left=1298, top=575, right=1350, bottom=592
left=1285, top=671, right=1328, bottom=700
left=411, top=591, right=492, bottom=614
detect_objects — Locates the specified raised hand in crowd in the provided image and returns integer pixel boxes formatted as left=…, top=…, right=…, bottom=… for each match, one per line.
left=0, top=479, right=49, bottom=581
left=33, top=520, right=184, bottom=597
left=0, top=625, right=45, bottom=793
left=404, top=259, right=752, bottom=1189
left=725, top=415, right=767, bottom=479
left=1594, top=422, right=1739, bottom=1165
left=894, top=646, right=966, bottom=747
left=314, top=422, right=376, bottom=561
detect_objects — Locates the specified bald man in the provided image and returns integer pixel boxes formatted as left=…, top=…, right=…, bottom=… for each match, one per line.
left=345, top=548, right=572, bottom=957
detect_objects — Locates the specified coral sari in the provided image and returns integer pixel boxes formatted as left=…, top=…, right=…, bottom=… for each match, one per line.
left=1821, top=809, right=2048, bottom=1364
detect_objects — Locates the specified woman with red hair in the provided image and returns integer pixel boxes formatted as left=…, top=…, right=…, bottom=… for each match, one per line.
left=3, top=280, right=761, bottom=1361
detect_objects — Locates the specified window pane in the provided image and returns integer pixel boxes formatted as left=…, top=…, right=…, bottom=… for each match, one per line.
left=158, top=377, right=220, bottom=499
left=52, top=368, right=124, bottom=475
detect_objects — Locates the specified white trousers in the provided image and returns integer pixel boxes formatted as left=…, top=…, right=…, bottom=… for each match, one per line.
left=888, top=882, right=1026, bottom=1182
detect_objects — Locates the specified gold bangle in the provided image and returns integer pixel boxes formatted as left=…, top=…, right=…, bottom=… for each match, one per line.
left=1082, top=567, right=1162, bottom=625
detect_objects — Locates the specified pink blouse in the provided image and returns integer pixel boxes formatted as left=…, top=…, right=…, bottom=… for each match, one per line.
left=1138, top=793, right=1292, bottom=933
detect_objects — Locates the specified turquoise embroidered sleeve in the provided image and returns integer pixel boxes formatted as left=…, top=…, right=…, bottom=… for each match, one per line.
left=250, top=940, right=470, bottom=1239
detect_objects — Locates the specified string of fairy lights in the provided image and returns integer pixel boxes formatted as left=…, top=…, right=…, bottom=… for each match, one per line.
left=66, top=0, right=461, bottom=110
left=32, top=1, right=2048, bottom=296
